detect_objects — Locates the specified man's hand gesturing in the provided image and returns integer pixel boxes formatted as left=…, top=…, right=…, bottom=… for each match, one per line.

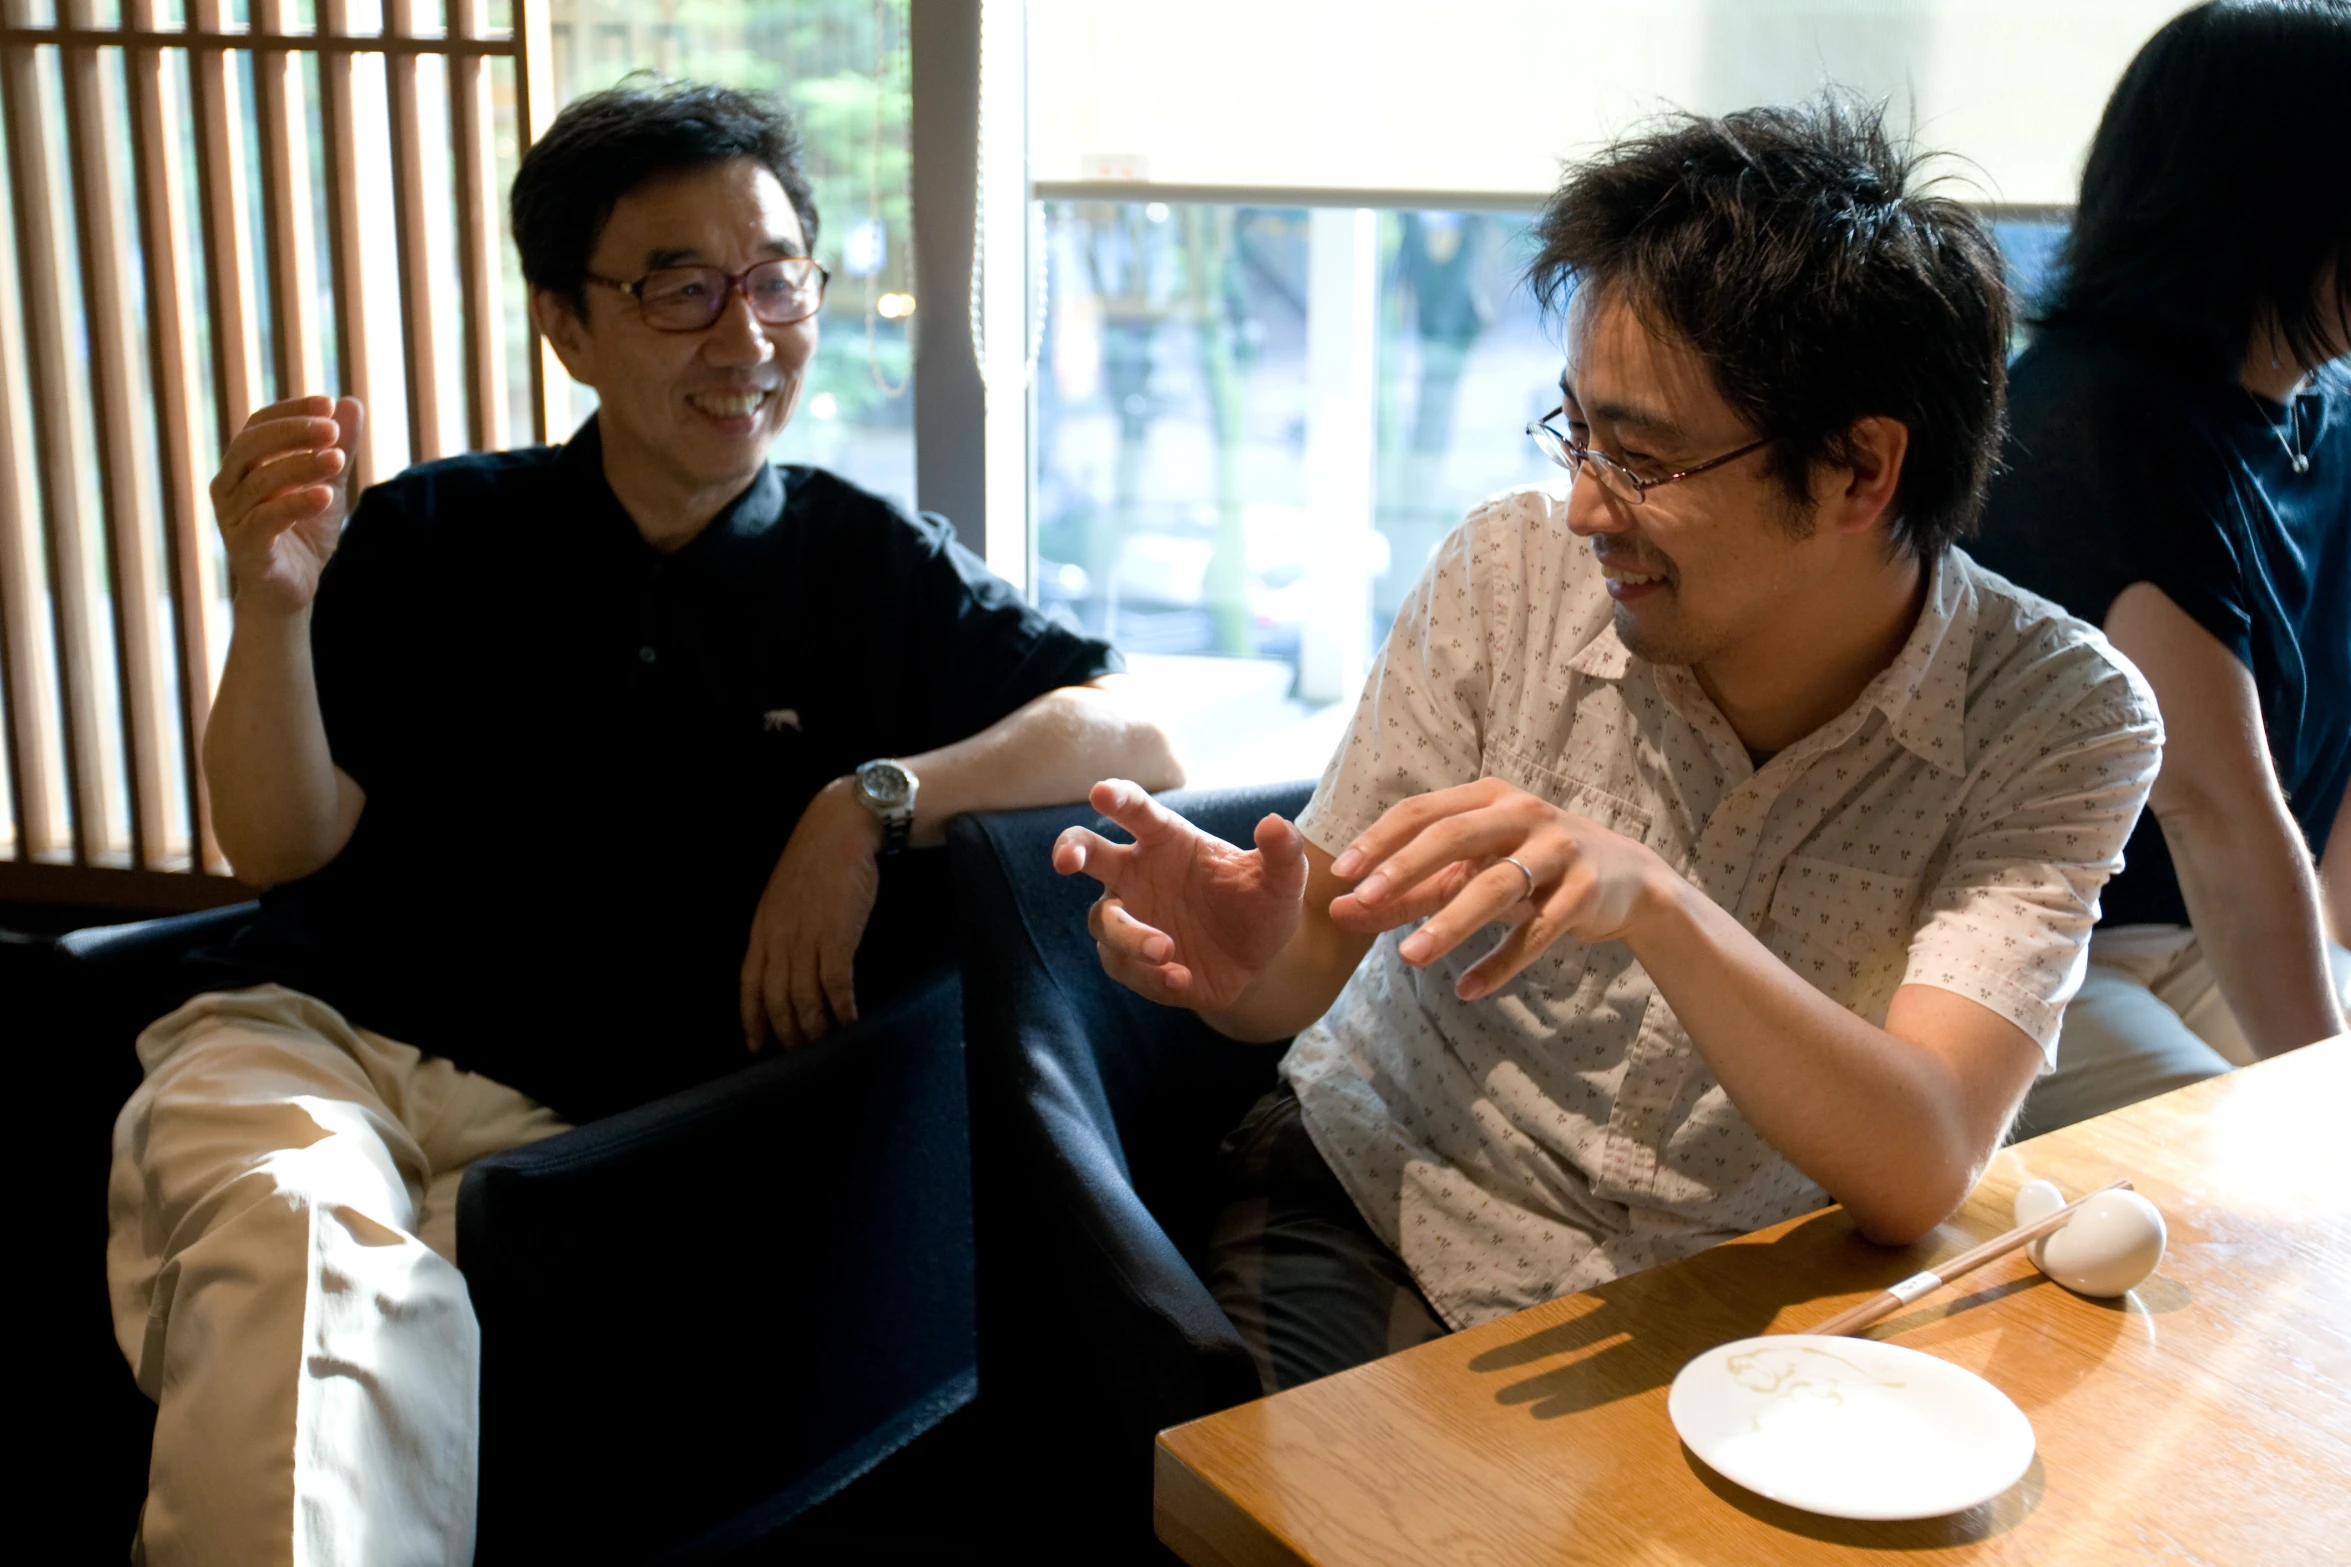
left=1053, top=779, right=1307, bottom=1010
left=1326, top=777, right=1670, bottom=1000
left=211, top=395, right=364, bottom=613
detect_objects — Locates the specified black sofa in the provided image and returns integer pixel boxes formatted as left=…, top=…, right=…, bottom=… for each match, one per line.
left=949, top=780, right=1314, bottom=1563
left=34, top=877, right=975, bottom=1564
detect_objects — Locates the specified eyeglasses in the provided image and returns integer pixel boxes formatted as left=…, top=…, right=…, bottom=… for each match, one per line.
left=583, top=257, right=830, bottom=332
left=1526, top=405, right=1771, bottom=505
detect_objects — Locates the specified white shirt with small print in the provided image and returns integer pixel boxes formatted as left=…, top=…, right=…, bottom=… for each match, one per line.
left=1283, top=484, right=2163, bottom=1331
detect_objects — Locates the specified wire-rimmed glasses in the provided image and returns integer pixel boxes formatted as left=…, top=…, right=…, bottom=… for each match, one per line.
left=1526, top=404, right=1771, bottom=505
left=584, top=257, right=830, bottom=332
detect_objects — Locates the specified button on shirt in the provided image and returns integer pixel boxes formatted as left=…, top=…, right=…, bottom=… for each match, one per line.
left=1283, top=486, right=2162, bottom=1330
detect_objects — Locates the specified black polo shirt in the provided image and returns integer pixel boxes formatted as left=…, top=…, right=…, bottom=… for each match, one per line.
left=183, top=417, right=1119, bottom=1120
left=1970, top=321, right=2350, bottom=928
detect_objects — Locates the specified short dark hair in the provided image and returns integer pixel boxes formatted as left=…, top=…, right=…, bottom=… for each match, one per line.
left=510, top=79, right=819, bottom=318
left=1527, top=97, right=2010, bottom=559
left=2048, top=0, right=2351, bottom=377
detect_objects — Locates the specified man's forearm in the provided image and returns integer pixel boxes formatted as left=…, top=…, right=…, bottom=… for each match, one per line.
left=204, top=604, right=361, bottom=885
left=1625, top=871, right=2031, bottom=1244
left=2160, top=799, right=2346, bottom=1056
left=899, top=679, right=1182, bottom=849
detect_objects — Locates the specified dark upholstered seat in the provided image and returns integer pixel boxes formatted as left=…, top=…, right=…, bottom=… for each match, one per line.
left=950, top=781, right=1314, bottom=1563
left=38, top=887, right=974, bottom=1564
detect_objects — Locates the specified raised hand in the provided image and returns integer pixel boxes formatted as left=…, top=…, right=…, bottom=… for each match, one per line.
left=210, top=395, right=364, bottom=614
left=1327, top=777, right=1669, bottom=1000
left=1053, top=779, right=1309, bottom=1011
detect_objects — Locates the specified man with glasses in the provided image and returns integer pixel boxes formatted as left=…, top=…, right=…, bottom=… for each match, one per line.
left=1058, top=99, right=2163, bottom=1391
left=106, top=83, right=1180, bottom=1564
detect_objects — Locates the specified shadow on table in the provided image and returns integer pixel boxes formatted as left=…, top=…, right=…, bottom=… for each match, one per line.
left=1467, top=1203, right=2179, bottom=1424
left=1873, top=1267, right=2161, bottom=1414
left=1466, top=1209, right=1894, bottom=1420
left=1681, top=1444, right=2046, bottom=1548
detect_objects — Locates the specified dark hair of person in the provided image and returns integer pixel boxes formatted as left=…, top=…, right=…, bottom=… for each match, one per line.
left=2047, top=0, right=2351, bottom=378
left=1527, top=96, right=2010, bottom=560
left=510, top=78, right=819, bottom=318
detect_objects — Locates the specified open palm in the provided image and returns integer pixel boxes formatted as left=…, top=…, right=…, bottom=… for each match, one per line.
left=1054, top=780, right=1307, bottom=1010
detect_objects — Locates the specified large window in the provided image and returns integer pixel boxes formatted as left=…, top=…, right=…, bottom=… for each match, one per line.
left=1036, top=198, right=2070, bottom=786
left=1022, top=1, right=2149, bottom=786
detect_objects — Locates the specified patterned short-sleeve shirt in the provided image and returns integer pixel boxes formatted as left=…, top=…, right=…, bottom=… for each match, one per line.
left=1285, top=484, right=2163, bottom=1330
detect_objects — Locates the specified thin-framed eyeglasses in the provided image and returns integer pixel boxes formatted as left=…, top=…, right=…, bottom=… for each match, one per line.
left=583, top=257, right=830, bottom=332
left=1526, top=405, right=1771, bottom=505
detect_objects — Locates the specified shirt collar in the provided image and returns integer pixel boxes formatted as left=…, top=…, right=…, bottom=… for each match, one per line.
left=1857, top=550, right=1974, bottom=776
left=1566, top=622, right=1634, bottom=680
left=557, top=413, right=789, bottom=559
left=1559, top=551, right=1976, bottom=776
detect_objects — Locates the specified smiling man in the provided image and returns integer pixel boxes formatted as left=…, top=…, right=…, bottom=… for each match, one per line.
left=104, top=84, right=1179, bottom=1564
left=1057, top=100, right=2163, bottom=1391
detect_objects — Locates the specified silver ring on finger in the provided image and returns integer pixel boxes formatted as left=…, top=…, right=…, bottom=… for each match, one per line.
left=1499, top=854, right=1538, bottom=902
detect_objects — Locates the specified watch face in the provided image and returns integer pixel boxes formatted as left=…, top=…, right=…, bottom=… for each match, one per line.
left=859, top=760, right=913, bottom=808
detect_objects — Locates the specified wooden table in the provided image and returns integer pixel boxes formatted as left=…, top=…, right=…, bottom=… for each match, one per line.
left=1156, top=1038, right=2351, bottom=1565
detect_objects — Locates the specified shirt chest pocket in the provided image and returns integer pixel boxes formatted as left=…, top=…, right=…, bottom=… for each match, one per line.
left=1478, top=744, right=1655, bottom=1003
left=1484, top=743, right=1655, bottom=845
left=1762, top=854, right=1924, bottom=1025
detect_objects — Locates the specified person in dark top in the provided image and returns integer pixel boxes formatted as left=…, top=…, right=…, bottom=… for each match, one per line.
left=105, top=83, right=1181, bottom=1565
left=1972, top=0, right=2351, bottom=1137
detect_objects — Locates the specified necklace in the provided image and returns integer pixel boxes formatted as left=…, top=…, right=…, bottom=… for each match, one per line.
left=2249, top=389, right=2311, bottom=474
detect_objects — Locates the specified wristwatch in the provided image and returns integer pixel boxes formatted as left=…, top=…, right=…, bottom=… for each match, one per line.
left=851, top=758, right=919, bottom=855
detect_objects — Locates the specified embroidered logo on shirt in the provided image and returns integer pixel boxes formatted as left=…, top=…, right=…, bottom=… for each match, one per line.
left=762, top=709, right=802, bottom=732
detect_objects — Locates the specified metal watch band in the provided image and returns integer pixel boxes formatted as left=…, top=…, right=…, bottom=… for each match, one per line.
left=853, top=759, right=917, bottom=857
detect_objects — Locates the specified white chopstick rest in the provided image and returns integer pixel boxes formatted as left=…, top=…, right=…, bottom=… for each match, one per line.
left=1806, top=1177, right=2136, bottom=1336
left=2012, top=1179, right=2167, bottom=1297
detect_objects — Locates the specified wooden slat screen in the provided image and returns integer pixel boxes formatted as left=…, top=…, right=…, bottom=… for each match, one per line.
left=0, top=0, right=553, bottom=910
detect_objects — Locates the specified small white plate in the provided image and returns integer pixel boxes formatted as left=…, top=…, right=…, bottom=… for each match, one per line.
left=1668, top=1335, right=2035, bottom=1520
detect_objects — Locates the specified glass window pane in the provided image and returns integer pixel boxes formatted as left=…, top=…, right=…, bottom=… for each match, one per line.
left=1041, top=198, right=2073, bottom=787
left=1373, top=210, right=1553, bottom=632
left=1037, top=200, right=1360, bottom=785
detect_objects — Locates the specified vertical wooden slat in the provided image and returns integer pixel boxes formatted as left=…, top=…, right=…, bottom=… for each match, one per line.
left=386, top=0, right=444, bottom=462
left=0, top=160, right=56, bottom=861
left=190, top=0, right=263, bottom=449
left=0, top=503, right=24, bottom=860
left=252, top=0, right=324, bottom=400
left=124, top=0, right=220, bottom=873
left=0, top=56, right=61, bottom=862
left=1, top=13, right=99, bottom=863
left=513, top=0, right=562, bottom=443
left=316, top=0, right=383, bottom=488
left=189, top=2, right=259, bottom=877
left=59, top=1, right=168, bottom=867
left=450, top=0, right=506, bottom=451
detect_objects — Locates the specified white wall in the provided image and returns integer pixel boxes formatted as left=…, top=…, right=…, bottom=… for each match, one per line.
left=1031, top=0, right=2189, bottom=206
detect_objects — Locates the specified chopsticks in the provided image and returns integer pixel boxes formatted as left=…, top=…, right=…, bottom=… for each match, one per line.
left=1805, top=1177, right=2135, bottom=1337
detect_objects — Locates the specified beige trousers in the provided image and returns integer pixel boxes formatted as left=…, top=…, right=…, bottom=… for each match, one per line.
left=106, top=986, right=568, bottom=1567
left=2016, top=932, right=2351, bottom=1139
